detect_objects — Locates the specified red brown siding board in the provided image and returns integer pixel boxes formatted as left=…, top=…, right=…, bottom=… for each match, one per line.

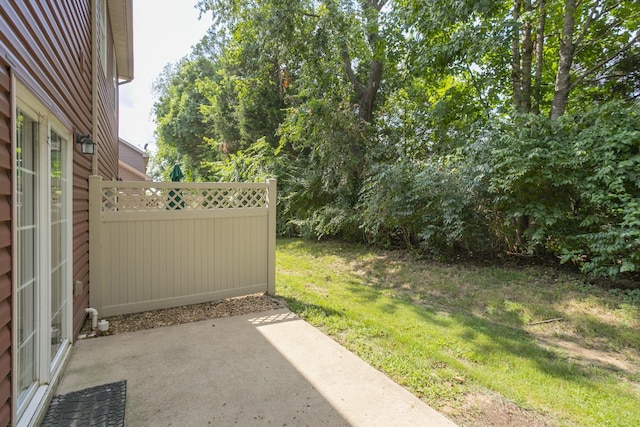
left=0, top=203, right=8, bottom=223
left=0, top=327, right=8, bottom=358
left=0, top=227, right=9, bottom=249
left=73, top=187, right=90, bottom=200
left=0, top=399, right=9, bottom=427
left=0, top=249, right=10, bottom=278
left=73, top=292, right=90, bottom=337
left=57, top=2, right=88, bottom=56
left=0, top=351, right=9, bottom=382
left=0, top=67, right=9, bottom=92
left=73, top=226, right=89, bottom=245
left=0, top=141, right=10, bottom=171
left=95, top=27, right=120, bottom=181
left=73, top=243, right=89, bottom=267
left=0, top=301, right=9, bottom=334
left=30, top=2, right=79, bottom=70
left=74, top=258, right=89, bottom=275
left=0, top=377, right=10, bottom=422
left=0, top=95, right=8, bottom=119
left=0, top=54, right=10, bottom=427
left=73, top=233, right=89, bottom=254
left=3, top=4, right=91, bottom=128
left=25, top=2, right=78, bottom=84
left=0, top=122, right=8, bottom=146
left=1, top=5, right=92, bottom=137
left=73, top=174, right=91, bottom=189
left=73, top=201, right=90, bottom=215
left=73, top=216, right=89, bottom=233
left=0, top=171, right=9, bottom=196
left=73, top=213, right=89, bottom=228
left=0, top=275, right=10, bottom=302
left=74, top=259, right=89, bottom=280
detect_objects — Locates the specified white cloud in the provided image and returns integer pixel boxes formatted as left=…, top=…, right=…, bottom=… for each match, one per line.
left=118, top=0, right=212, bottom=152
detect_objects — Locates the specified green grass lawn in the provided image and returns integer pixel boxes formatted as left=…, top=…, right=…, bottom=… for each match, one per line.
left=275, top=238, right=640, bottom=427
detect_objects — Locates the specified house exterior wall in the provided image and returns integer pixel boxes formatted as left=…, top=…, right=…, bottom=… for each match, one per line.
left=0, top=1, right=94, bottom=343
left=0, top=1, right=125, bottom=423
left=119, top=139, right=148, bottom=174
left=118, top=139, right=149, bottom=181
left=95, top=9, right=119, bottom=182
left=0, top=57, right=13, bottom=427
left=118, top=162, right=147, bottom=181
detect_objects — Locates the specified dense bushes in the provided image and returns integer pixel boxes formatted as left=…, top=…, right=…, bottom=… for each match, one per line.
left=359, top=102, right=640, bottom=278
left=480, top=102, right=640, bottom=276
left=207, top=102, right=639, bottom=279
left=359, top=156, right=492, bottom=258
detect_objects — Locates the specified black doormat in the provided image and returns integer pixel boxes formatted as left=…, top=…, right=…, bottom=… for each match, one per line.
left=41, top=380, right=126, bottom=427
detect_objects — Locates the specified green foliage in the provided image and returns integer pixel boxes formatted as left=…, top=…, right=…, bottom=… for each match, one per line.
left=609, top=288, right=640, bottom=306
left=153, top=58, right=223, bottom=180
left=149, top=0, right=640, bottom=282
left=360, top=155, right=491, bottom=257
left=204, top=137, right=284, bottom=182
left=481, top=102, right=640, bottom=277
left=278, top=99, right=369, bottom=240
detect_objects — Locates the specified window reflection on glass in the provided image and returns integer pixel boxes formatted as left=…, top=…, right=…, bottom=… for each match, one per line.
left=49, top=130, right=67, bottom=361
left=16, top=109, right=39, bottom=405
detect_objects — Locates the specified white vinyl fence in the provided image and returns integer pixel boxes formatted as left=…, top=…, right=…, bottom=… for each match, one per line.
left=88, top=176, right=276, bottom=317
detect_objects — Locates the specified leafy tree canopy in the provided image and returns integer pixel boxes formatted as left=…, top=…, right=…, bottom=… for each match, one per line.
left=151, top=0, right=640, bottom=279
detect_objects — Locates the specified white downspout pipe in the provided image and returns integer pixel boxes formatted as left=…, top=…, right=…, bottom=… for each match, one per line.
left=85, top=307, right=99, bottom=330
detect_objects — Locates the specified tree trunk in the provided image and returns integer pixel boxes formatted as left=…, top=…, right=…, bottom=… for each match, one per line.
left=340, top=0, right=386, bottom=124
left=359, top=60, right=383, bottom=122
left=550, top=0, right=577, bottom=120
left=511, top=0, right=523, bottom=111
left=533, top=0, right=546, bottom=114
left=521, top=0, right=534, bottom=113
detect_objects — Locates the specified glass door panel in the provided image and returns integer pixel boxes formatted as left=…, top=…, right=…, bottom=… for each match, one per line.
left=49, top=130, right=68, bottom=364
left=16, top=110, right=39, bottom=408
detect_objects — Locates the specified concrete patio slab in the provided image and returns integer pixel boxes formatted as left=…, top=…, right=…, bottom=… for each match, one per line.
left=56, top=308, right=457, bottom=426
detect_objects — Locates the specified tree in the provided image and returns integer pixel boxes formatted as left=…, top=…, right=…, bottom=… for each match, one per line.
left=153, top=56, right=221, bottom=179
left=550, top=0, right=640, bottom=119
left=401, top=0, right=639, bottom=119
left=149, top=0, right=640, bottom=277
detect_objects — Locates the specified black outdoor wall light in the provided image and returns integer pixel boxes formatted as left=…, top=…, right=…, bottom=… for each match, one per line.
left=75, top=132, right=96, bottom=155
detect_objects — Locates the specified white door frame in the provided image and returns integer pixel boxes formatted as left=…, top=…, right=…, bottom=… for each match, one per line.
left=12, top=80, right=73, bottom=426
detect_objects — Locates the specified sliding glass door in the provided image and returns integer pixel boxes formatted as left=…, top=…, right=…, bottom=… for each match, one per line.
left=15, top=89, right=72, bottom=420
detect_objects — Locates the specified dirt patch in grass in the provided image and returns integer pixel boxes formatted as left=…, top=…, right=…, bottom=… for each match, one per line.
left=535, top=336, right=640, bottom=374
left=442, top=390, right=557, bottom=427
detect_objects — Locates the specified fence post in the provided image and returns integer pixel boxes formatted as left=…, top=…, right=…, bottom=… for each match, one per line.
left=88, top=176, right=103, bottom=315
left=267, top=178, right=277, bottom=295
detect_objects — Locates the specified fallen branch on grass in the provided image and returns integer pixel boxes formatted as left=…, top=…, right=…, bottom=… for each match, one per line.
left=527, top=317, right=564, bottom=325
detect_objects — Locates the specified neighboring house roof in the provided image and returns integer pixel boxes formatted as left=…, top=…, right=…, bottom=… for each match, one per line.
left=109, top=0, right=134, bottom=81
left=119, top=138, right=151, bottom=180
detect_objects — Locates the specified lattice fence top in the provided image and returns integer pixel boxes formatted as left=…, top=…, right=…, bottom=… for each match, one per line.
left=101, top=185, right=268, bottom=212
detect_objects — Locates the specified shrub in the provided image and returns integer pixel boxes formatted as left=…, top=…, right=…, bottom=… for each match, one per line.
left=359, top=156, right=492, bottom=257
left=482, top=102, right=640, bottom=277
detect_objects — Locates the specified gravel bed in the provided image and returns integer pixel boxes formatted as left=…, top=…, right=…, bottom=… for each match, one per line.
left=81, top=293, right=287, bottom=337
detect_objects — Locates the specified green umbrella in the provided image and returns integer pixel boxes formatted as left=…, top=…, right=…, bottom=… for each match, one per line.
left=168, top=165, right=184, bottom=209
left=170, top=164, right=184, bottom=182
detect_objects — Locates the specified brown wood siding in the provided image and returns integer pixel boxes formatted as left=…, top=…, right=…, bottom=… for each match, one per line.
left=0, top=2, right=94, bottom=341
left=96, top=12, right=119, bottom=181
left=0, top=57, right=12, bottom=427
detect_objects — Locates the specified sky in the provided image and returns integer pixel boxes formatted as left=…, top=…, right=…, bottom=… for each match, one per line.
left=118, top=0, right=212, bottom=153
